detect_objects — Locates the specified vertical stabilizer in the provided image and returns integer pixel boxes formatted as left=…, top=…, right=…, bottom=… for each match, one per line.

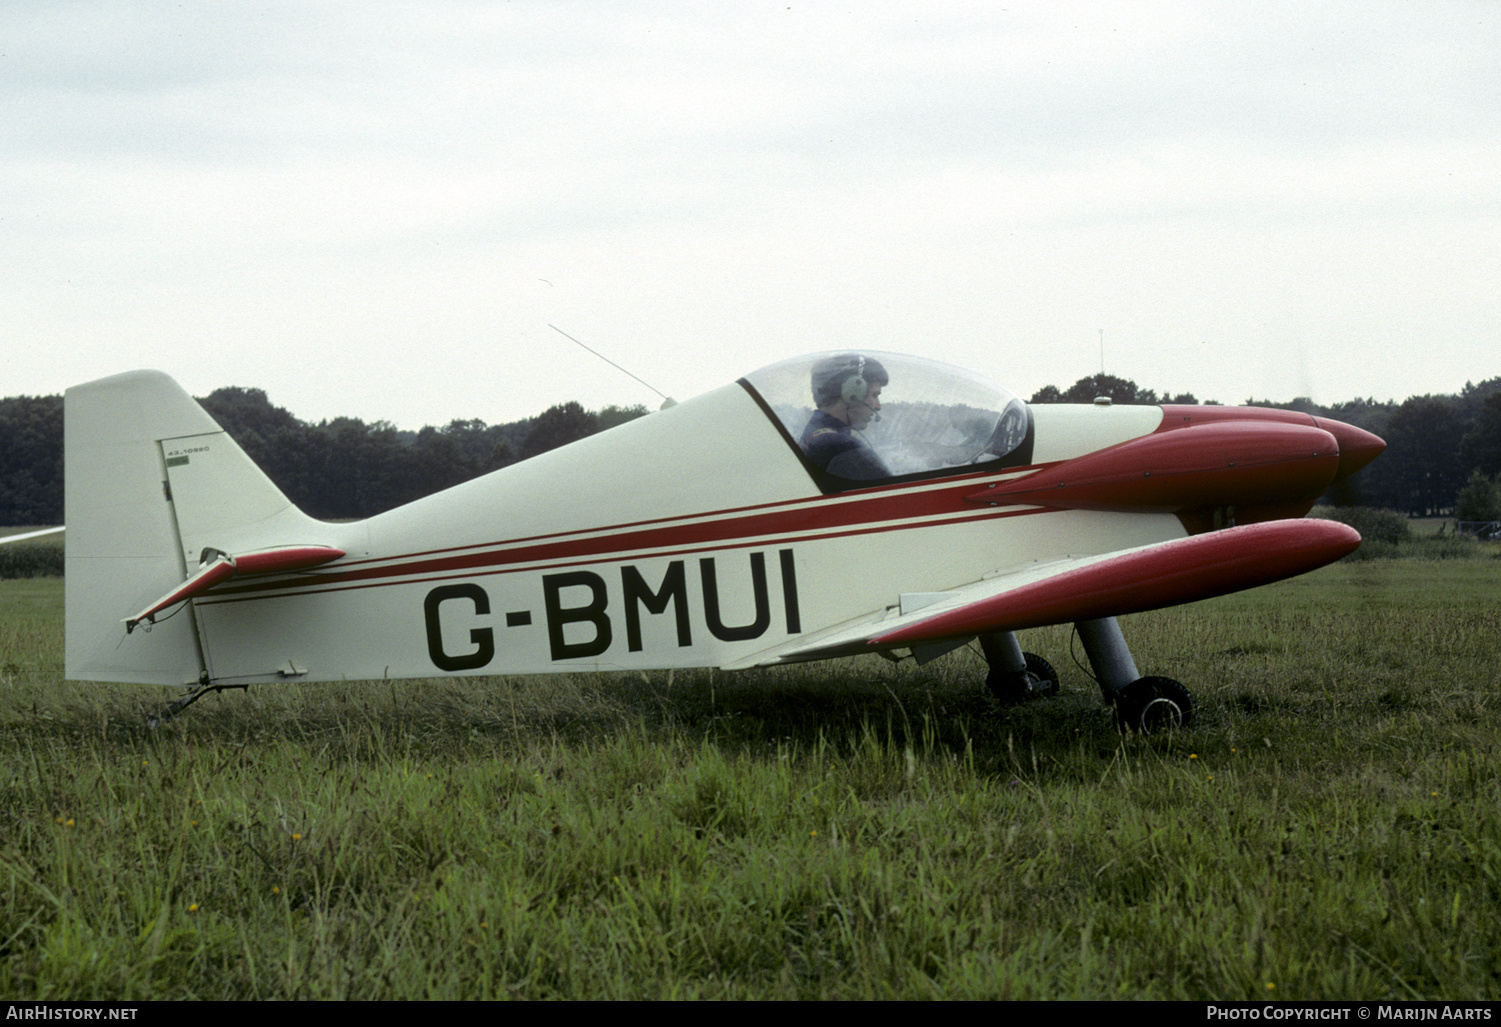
left=64, top=371, right=322, bottom=685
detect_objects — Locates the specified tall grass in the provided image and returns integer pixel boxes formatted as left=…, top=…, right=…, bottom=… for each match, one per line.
left=2, top=561, right=1499, bottom=999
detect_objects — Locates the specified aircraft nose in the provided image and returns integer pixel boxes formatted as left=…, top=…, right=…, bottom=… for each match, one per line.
left=1313, top=417, right=1386, bottom=481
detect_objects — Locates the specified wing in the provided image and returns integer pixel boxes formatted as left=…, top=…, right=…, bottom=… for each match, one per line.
left=728, top=518, right=1360, bottom=668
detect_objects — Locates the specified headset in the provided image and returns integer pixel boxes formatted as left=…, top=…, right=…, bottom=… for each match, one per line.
left=813, top=353, right=885, bottom=421
left=840, top=355, right=870, bottom=406
left=840, top=355, right=883, bottom=423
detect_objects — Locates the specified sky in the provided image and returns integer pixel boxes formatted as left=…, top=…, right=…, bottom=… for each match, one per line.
left=4, top=1, right=1498, bottom=429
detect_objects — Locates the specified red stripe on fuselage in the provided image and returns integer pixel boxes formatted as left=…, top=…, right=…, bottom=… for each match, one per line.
left=195, top=470, right=1062, bottom=605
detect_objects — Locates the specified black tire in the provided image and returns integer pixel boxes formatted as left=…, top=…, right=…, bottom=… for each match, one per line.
left=1113, top=676, right=1194, bottom=735
left=987, top=652, right=1060, bottom=703
left=1024, top=652, right=1060, bottom=696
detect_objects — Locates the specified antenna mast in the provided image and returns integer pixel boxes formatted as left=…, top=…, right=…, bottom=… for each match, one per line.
left=549, top=325, right=673, bottom=405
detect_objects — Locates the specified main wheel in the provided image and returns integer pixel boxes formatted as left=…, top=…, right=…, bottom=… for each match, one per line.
left=987, top=652, right=1060, bottom=703
left=1024, top=652, right=1060, bottom=696
left=1112, top=676, right=1194, bottom=735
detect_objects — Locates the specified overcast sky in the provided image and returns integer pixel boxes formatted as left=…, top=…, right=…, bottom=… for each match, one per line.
left=4, top=1, right=1497, bottom=428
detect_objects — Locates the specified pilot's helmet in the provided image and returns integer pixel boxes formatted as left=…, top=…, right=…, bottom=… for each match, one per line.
left=812, top=354, right=888, bottom=407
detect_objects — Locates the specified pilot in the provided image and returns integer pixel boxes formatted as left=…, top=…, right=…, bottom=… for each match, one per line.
left=800, top=354, right=891, bottom=479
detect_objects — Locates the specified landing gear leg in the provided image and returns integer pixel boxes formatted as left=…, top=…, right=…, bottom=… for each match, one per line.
left=979, top=631, right=1059, bottom=703
left=1075, top=617, right=1193, bottom=734
left=1075, top=617, right=1139, bottom=702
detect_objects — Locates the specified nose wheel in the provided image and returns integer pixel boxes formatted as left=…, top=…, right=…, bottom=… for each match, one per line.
left=1111, top=676, right=1194, bottom=735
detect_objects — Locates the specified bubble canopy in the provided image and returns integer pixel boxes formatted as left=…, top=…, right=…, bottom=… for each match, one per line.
left=739, top=351, right=1033, bottom=490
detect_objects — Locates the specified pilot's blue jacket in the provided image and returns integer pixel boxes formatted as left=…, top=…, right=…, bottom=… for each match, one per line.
left=800, top=410, right=890, bottom=480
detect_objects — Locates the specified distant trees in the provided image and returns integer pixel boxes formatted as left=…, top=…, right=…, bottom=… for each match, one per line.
left=3, top=368, right=1497, bottom=524
left=1460, top=391, right=1501, bottom=477
left=194, top=390, right=645, bottom=519
left=520, top=401, right=600, bottom=461
left=1029, top=372, right=1501, bottom=515
left=1456, top=472, right=1501, bottom=522
left=1030, top=374, right=1164, bottom=405
left=1359, top=396, right=1467, bottom=517
left=0, top=395, right=62, bottom=525
left=198, top=386, right=301, bottom=452
left=0, top=387, right=647, bottom=525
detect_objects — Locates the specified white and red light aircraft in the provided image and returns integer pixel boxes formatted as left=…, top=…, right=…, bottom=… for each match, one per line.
left=53, top=351, right=1382, bottom=731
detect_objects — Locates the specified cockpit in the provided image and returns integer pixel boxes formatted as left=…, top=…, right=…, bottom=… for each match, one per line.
left=739, top=351, right=1034, bottom=492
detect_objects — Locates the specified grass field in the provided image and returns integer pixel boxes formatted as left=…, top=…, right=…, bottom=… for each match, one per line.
left=2, top=553, right=1500, bottom=999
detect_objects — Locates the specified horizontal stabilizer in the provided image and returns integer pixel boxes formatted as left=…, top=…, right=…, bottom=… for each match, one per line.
left=0, top=526, right=66, bottom=544
left=124, top=545, right=345, bottom=633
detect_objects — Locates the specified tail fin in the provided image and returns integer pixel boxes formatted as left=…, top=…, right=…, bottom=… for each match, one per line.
left=65, top=371, right=328, bottom=684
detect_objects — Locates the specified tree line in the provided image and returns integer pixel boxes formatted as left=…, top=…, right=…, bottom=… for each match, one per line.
left=0, top=388, right=648, bottom=524
left=1025, top=372, right=1501, bottom=520
left=4, top=373, right=1500, bottom=525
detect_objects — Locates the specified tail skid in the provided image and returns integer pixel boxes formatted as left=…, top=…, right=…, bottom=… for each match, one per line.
left=65, top=371, right=337, bottom=685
